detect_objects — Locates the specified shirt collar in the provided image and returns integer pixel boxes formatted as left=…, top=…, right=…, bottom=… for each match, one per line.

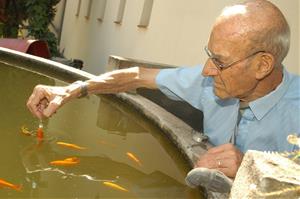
left=249, top=68, right=291, bottom=120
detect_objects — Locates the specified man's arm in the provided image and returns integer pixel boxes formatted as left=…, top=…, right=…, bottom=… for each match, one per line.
left=84, top=67, right=159, bottom=95
left=27, top=67, right=161, bottom=118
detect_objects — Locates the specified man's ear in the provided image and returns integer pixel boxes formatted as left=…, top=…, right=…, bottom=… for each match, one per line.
left=255, top=53, right=275, bottom=80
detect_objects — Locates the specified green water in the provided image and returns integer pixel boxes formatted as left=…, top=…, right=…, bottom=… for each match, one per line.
left=0, top=63, right=204, bottom=198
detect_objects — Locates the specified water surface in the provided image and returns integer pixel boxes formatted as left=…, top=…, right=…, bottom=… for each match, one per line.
left=0, top=63, right=203, bottom=198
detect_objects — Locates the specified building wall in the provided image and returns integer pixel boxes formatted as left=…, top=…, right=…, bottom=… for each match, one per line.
left=59, top=0, right=299, bottom=75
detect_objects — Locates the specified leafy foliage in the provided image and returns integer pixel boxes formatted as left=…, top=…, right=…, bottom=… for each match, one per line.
left=1, top=0, right=61, bottom=56
left=25, top=0, right=60, bottom=56
left=1, top=0, right=27, bottom=37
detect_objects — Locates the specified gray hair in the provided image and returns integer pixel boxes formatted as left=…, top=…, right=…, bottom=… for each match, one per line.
left=259, top=17, right=290, bottom=65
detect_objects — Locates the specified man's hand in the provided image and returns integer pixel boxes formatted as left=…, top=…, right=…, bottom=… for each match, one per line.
left=195, top=143, right=244, bottom=178
left=26, top=85, right=74, bottom=119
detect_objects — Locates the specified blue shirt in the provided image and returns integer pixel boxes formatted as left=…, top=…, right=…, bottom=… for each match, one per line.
left=156, top=65, right=300, bottom=153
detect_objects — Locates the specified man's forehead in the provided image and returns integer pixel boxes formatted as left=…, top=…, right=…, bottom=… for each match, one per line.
left=209, top=17, right=254, bottom=48
left=207, top=31, right=252, bottom=59
left=214, top=15, right=253, bottom=37
left=208, top=29, right=242, bottom=54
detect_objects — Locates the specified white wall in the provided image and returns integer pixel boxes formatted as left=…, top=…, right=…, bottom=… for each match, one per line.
left=59, top=0, right=299, bottom=75
left=50, top=0, right=66, bottom=40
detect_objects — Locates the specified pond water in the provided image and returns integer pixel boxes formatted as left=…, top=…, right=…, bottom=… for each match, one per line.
left=0, top=63, right=204, bottom=198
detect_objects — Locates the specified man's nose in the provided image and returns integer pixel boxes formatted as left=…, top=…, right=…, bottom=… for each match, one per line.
left=202, top=59, right=220, bottom=77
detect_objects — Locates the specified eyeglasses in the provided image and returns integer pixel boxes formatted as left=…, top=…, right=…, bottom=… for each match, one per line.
left=204, top=46, right=265, bottom=70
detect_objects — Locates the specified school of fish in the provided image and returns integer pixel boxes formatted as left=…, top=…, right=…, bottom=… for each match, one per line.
left=17, top=123, right=148, bottom=194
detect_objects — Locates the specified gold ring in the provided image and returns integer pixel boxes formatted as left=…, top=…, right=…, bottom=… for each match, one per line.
left=217, top=159, right=221, bottom=167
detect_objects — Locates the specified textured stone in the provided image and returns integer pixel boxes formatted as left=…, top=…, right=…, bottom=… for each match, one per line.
left=230, top=150, right=300, bottom=199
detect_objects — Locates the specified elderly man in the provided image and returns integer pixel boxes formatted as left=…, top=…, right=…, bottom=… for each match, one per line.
left=27, top=0, right=299, bottom=194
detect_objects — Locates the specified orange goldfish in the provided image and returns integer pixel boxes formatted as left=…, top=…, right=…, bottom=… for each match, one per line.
left=103, top=181, right=129, bottom=192
left=64, top=157, right=79, bottom=162
left=56, top=141, right=86, bottom=150
left=20, top=126, right=33, bottom=136
left=126, top=152, right=142, bottom=166
left=36, top=127, right=44, bottom=141
left=50, top=157, right=80, bottom=166
left=0, top=178, right=22, bottom=191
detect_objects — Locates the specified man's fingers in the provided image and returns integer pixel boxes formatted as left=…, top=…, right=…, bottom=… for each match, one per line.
left=43, top=96, right=63, bottom=117
left=197, top=154, right=227, bottom=169
left=27, top=87, right=48, bottom=118
left=196, top=154, right=240, bottom=178
left=194, top=144, right=243, bottom=178
left=26, top=85, right=70, bottom=118
left=195, top=153, right=217, bottom=169
left=216, top=159, right=240, bottom=178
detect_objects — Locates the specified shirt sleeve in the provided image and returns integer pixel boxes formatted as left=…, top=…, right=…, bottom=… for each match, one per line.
left=155, top=65, right=209, bottom=110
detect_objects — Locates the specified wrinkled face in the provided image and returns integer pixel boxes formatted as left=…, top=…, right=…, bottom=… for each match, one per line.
left=202, top=23, right=261, bottom=100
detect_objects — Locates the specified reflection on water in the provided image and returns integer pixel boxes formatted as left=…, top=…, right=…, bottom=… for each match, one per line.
left=0, top=63, right=204, bottom=198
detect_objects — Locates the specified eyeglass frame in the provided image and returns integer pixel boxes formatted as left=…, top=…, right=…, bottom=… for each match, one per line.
left=204, top=46, right=265, bottom=70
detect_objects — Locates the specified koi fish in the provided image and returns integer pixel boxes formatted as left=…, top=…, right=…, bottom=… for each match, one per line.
left=0, top=178, right=22, bottom=191
left=37, top=127, right=44, bottom=141
left=103, top=181, right=129, bottom=192
left=20, top=126, right=33, bottom=136
left=56, top=141, right=86, bottom=150
left=50, top=157, right=80, bottom=166
left=126, top=152, right=142, bottom=166
left=64, top=157, right=79, bottom=162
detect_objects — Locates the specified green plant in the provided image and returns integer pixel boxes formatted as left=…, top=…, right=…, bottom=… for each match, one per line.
left=0, top=0, right=61, bottom=56
left=2, top=0, right=27, bottom=38
left=25, top=0, right=61, bottom=56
